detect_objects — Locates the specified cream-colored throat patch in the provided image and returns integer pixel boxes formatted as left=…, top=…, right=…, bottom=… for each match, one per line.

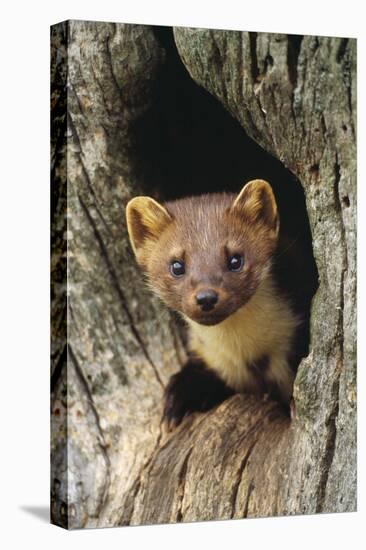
left=185, top=279, right=298, bottom=399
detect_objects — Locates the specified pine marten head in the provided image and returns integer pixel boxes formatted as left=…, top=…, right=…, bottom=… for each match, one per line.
left=126, top=180, right=279, bottom=326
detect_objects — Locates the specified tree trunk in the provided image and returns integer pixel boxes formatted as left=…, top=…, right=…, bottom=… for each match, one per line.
left=51, top=21, right=356, bottom=529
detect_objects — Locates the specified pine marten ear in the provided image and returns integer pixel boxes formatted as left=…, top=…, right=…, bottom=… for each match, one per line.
left=231, top=179, right=279, bottom=236
left=126, top=196, right=172, bottom=262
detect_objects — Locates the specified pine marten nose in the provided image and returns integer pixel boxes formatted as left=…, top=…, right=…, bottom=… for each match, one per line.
left=195, top=289, right=218, bottom=311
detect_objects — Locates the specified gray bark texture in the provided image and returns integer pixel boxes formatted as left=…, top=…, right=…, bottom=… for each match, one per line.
left=51, top=21, right=356, bottom=529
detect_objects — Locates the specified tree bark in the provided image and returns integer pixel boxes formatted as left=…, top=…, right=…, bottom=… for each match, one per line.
left=51, top=22, right=356, bottom=529
left=51, top=21, right=185, bottom=529
left=173, top=29, right=356, bottom=515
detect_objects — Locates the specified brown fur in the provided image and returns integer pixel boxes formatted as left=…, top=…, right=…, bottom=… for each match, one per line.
left=126, top=180, right=299, bottom=402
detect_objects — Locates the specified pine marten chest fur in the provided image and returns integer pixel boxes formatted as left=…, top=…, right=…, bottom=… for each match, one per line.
left=186, top=278, right=298, bottom=398
left=126, top=179, right=303, bottom=428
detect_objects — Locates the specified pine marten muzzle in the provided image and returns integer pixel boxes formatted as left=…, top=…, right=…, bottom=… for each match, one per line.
left=126, top=180, right=304, bottom=428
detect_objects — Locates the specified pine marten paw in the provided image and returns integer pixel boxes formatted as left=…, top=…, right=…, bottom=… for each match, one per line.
left=162, top=360, right=234, bottom=431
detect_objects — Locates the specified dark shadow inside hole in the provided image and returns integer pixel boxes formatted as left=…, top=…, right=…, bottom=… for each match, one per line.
left=130, top=25, right=318, bottom=367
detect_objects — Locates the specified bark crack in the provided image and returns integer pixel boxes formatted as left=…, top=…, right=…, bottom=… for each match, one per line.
left=335, top=38, right=354, bottom=137
left=78, top=194, right=164, bottom=388
left=67, top=108, right=83, bottom=153
left=106, top=35, right=122, bottom=96
left=230, top=438, right=258, bottom=518
left=176, top=447, right=194, bottom=521
left=210, top=32, right=228, bottom=106
left=243, top=480, right=255, bottom=518
left=69, top=81, right=87, bottom=118
left=287, top=34, right=303, bottom=123
left=287, top=35, right=303, bottom=89
left=315, top=156, right=345, bottom=512
left=121, top=418, right=165, bottom=525
left=336, top=38, right=349, bottom=64
left=237, top=32, right=244, bottom=103
left=68, top=344, right=111, bottom=517
left=249, top=32, right=259, bottom=84
left=51, top=343, right=67, bottom=393
left=315, top=374, right=340, bottom=513
left=78, top=153, right=112, bottom=237
left=89, top=62, right=113, bottom=117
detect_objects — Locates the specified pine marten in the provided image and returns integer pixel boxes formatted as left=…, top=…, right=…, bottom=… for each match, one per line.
left=126, top=179, right=310, bottom=428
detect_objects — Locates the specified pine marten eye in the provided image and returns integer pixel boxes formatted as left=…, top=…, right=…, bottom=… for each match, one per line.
left=170, top=260, right=185, bottom=277
left=228, top=254, right=244, bottom=272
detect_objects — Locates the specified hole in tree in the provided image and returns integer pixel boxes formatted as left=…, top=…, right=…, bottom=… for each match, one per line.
left=342, top=195, right=350, bottom=207
left=130, top=26, right=318, bottom=372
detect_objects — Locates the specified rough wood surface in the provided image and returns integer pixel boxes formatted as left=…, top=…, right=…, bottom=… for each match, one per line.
left=51, top=21, right=185, bottom=529
left=173, top=29, right=356, bottom=515
left=51, top=22, right=356, bottom=528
